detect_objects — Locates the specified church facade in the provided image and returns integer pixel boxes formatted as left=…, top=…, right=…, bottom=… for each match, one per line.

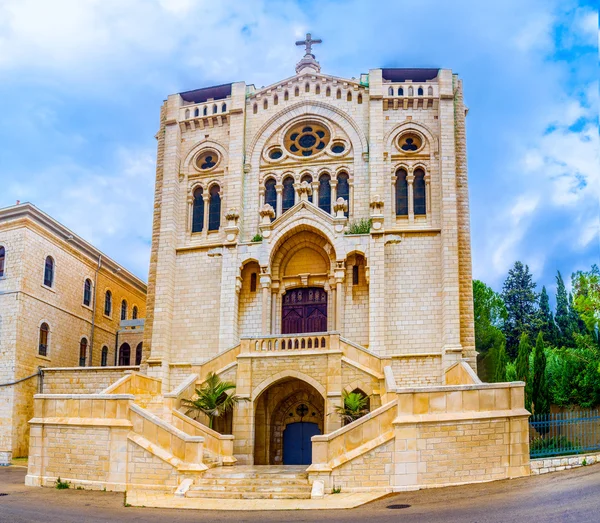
left=26, top=40, right=530, bottom=499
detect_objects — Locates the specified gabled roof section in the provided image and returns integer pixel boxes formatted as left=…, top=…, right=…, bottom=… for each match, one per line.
left=247, top=72, right=365, bottom=100
left=381, top=68, right=439, bottom=82
left=180, top=83, right=232, bottom=104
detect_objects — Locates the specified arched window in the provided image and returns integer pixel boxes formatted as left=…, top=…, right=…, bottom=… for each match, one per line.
left=301, top=174, right=313, bottom=203
left=264, top=178, right=277, bottom=217
left=282, top=176, right=295, bottom=213
left=203, top=106, right=208, bottom=116
left=135, top=342, right=143, bottom=365
left=193, top=108, right=198, bottom=117
left=318, top=173, right=332, bottom=214
left=274, top=94, right=278, bottom=105
left=208, top=185, right=221, bottom=231
left=396, top=169, right=409, bottom=216
left=212, top=104, right=217, bottom=114
left=357, top=93, right=363, bottom=104
left=305, top=82, right=310, bottom=93
left=315, top=85, right=320, bottom=95
left=101, top=346, right=108, bottom=367
left=79, top=338, right=88, bottom=367
left=263, top=99, right=268, bottom=110
left=347, top=91, right=352, bottom=101
left=250, top=272, right=258, bottom=292
left=284, top=90, right=289, bottom=101
left=222, top=103, right=227, bottom=112
left=185, top=109, right=190, bottom=119
left=294, top=86, right=299, bottom=97
left=132, top=306, right=138, bottom=320
left=39, top=322, right=49, bottom=357
left=398, top=87, right=404, bottom=96
left=192, top=187, right=204, bottom=233
left=413, top=168, right=426, bottom=215
left=408, top=86, right=414, bottom=96
left=43, top=256, right=54, bottom=287
left=83, top=278, right=92, bottom=307
left=417, top=86, right=424, bottom=96
left=336, top=172, right=350, bottom=216
left=253, top=103, right=258, bottom=114
left=388, top=87, right=393, bottom=96
left=326, top=87, right=331, bottom=97
left=0, top=246, right=6, bottom=277
left=428, top=86, right=433, bottom=95
left=118, top=343, right=131, bottom=366
left=336, top=89, right=341, bottom=99
left=120, top=299, right=128, bottom=321
left=104, top=290, right=112, bottom=316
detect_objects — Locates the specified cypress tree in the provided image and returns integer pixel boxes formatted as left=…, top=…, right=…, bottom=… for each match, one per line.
left=538, top=286, right=556, bottom=345
left=501, top=261, right=539, bottom=358
left=493, top=340, right=508, bottom=383
left=515, top=333, right=532, bottom=411
left=532, top=332, right=550, bottom=415
left=555, top=271, right=571, bottom=345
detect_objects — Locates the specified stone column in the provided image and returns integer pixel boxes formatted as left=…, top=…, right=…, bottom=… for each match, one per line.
left=368, top=232, right=386, bottom=355
left=260, top=271, right=272, bottom=335
left=311, top=181, right=319, bottom=206
left=334, top=261, right=345, bottom=332
left=202, top=194, right=210, bottom=238
left=275, top=184, right=283, bottom=218
left=218, top=245, right=239, bottom=351
left=330, top=179, right=338, bottom=210
left=407, top=173, right=415, bottom=223
left=186, top=195, right=193, bottom=232
left=425, top=173, right=432, bottom=225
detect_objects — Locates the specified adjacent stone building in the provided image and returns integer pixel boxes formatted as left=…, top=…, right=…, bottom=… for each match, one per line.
left=0, top=203, right=146, bottom=461
left=25, top=40, right=530, bottom=499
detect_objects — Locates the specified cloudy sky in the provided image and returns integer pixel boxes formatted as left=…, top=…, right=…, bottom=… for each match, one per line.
left=0, top=0, right=597, bottom=298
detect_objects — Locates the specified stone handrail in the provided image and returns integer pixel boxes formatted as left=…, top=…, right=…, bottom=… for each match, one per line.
left=241, top=332, right=339, bottom=353
left=309, top=400, right=397, bottom=471
left=171, top=410, right=236, bottom=466
left=129, top=403, right=206, bottom=471
left=31, top=393, right=134, bottom=421
left=164, top=373, right=199, bottom=411
left=103, top=371, right=162, bottom=396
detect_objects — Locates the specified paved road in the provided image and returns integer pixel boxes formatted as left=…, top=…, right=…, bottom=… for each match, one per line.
left=1, top=465, right=599, bottom=522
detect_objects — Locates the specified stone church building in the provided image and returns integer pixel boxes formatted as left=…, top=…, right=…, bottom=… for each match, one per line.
left=26, top=38, right=530, bottom=500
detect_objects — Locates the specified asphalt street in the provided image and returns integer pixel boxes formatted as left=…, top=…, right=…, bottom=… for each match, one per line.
left=1, top=464, right=599, bottom=522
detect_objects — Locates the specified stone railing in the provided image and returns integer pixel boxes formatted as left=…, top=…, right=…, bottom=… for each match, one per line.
left=42, top=366, right=138, bottom=394
left=241, top=332, right=340, bottom=353
left=102, top=371, right=162, bottom=396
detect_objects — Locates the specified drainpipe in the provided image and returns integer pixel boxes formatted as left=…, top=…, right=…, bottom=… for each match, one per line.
left=114, top=331, right=119, bottom=366
left=89, top=255, right=102, bottom=366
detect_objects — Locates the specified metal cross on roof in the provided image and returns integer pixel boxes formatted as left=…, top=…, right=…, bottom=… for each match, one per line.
left=295, top=33, right=322, bottom=57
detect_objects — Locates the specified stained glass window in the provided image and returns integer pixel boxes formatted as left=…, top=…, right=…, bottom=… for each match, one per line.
left=282, top=177, right=295, bottom=213
left=39, top=323, right=49, bottom=357
left=83, top=279, right=92, bottom=306
left=192, top=187, right=204, bottom=233
left=319, top=173, right=331, bottom=214
left=396, top=169, right=409, bottom=216
left=208, top=185, right=221, bottom=231
left=44, top=256, right=54, bottom=287
left=414, top=169, right=426, bottom=215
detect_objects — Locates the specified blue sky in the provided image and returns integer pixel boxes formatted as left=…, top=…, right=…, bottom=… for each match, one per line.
left=0, top=0, right=597, bottom=300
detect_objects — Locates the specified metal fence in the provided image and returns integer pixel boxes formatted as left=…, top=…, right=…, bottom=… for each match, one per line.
left=529, top=410, right=600, bottom=458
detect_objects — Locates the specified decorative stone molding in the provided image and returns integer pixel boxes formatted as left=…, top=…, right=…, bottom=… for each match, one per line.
left=224, top=209, right=240, bottom=243
left=332, top=197, right=348, bottom=233
left=258, top=204, right=275, bottom=238
left=295, top=181, right=313, bottom=202
left=370, top=195, right=385, bottom=231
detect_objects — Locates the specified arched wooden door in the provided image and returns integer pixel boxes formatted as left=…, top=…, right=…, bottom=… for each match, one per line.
left=281, top=287, right=327, bottom=334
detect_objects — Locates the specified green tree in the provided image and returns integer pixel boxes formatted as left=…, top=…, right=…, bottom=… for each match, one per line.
left=473, top=279, right=507, bottom=354
left=555, top=271, right=573, bottom=345
left=572, top=265, right=600, bottom=334
left=335, top=390, right=370, bottom=425
left=181, top=372, right=247, bottom=430
left=538, top=286, right=558, bottom=345
left=502, top=262, right=539, bottom=358
left=515, top=333, right=533, bottom=410
left=489, top=340, right=508, bottom=383
left=532, top=332, right=550, bottom=415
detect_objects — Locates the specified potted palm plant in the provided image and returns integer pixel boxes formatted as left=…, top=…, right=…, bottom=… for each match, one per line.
left=181, top=372, right=247, bottom=430
left=335, top=390, right=370, bottom=425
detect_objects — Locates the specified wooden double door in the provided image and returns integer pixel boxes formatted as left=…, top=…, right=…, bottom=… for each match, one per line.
left=281, top=287, right=327, bottom=334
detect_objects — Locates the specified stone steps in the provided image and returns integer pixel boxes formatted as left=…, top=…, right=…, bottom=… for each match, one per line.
left=186, top=490, right=311, bottom=500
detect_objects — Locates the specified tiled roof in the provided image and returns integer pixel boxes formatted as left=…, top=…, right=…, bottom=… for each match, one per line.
left=381, top=68, right=439, bottom=82
left=179, top=83, right=232, bottom=103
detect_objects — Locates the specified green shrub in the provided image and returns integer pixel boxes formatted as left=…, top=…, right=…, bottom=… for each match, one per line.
left=251, top=234, right=263, bottom=242
left=530, top=435, right=579, bottom=456
left=345, top=219, right=371, bottom=235
left=55, top=477, right=70, bottom=489
left=332, top=486, right=342, bottom=494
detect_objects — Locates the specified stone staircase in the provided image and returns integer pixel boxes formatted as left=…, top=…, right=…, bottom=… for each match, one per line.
left=185, top=466, right=312, bottom=500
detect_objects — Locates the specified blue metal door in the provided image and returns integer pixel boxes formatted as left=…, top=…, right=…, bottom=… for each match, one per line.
left=283, top=422, right=321, bottom=465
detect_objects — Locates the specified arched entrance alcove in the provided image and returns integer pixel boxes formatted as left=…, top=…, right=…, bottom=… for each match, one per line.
left=254, top=377, right=325, bottom=465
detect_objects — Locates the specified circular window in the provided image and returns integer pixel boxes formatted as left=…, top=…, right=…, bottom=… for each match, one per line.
left=196, top=150, right=219, bottom=171
left=397, top=133, right=423, bottom=153
left=331, top=142, right=346, bottom=154
left=269, top=148, right=283, bottom=160
left=285, top=123, right=330, bottom=157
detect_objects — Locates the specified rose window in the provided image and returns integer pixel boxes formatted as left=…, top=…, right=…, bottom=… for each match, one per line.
left=196, top=150, right=219, bottom=170
left=398, top=133, right=423, bottom=153
left=285, top=123, right=330, bottom=157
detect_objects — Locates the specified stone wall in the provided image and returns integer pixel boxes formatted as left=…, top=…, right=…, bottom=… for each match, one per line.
left=330, top=439, right=393, bottom=490
left=42, top=367, right=136, bottom=394
left=391, top=355, right=443, bottom=387
left=531, top=453, right=600, bottom=474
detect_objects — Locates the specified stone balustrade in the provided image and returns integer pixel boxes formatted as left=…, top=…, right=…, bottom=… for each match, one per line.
left=241, top=332, right=338, bottom=353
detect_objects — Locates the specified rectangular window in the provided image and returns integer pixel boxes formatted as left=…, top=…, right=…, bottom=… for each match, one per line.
left=250, top=272, right=258, bottom=292
left=352, top=265, right=359, bottom=286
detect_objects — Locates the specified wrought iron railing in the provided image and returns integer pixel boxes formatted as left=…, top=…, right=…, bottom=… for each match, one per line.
left=529, top=410, right=600, bottom=458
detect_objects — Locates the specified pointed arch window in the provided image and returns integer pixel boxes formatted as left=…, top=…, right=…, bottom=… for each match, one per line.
left=104, top=290, right=112, bottom=316
left=44, top=256, right=54, bottom=287
left=222, top=103, right=227, bottom=112
left=101, top=346, right=108, bottom=367
left=120, top=299, right=128, bottom=321
left=357, top=93, right=363, bottom=104
left=284, top=90, right=289, bottom=101
left=193, top=108, right=198, bottom=117
left=294, top=86, right=300, bottom=97
left=336, top=89, right=342, bottom=99
left=315, top=85, right=321, bottom=95
left=264, top=178, right=277, bottom=217
left=336, top=172, right=350, bottom=216
left=326, top=87, right=331, bottom=97
left=132, top=305, right=138, bottom=320
left=263, top=99, right=268, bottom=110
left=0, top=246, right=6, bottom=277
left=83, top=278, right=92, bottom=306
left=396, top=169, right=409, bottom=216
left=39, top=322, right=49, bottom=357
left=135, top=342, right=143, bottom=365
left=282, top=176, right=295, bottom=213
left=79, top=338, right=88, bottom=367
left=192, top=187, right=204, bottom=233
left=413, top=168, right=426, bottom=215
left=347, top=91, right=352, bottom=101
left=301, top=174, right=313, bottom=203
left=253, top=103, right=258, bottom=114
left=318, top=173, right=332, bottom=214
left=274, top=94, right=279, bottom=105
left=305, top=82, right=310, bottom=93
left=208, top=185, right=221, bottom=231
left=203, top=106, right=208, bottom=116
